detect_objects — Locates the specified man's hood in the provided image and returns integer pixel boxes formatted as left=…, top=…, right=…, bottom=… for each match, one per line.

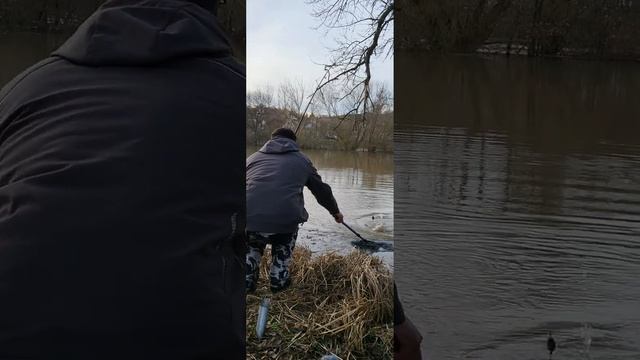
left=52, top=0, right=232, bottom=66
left=259, top=137, right=300, bottom=154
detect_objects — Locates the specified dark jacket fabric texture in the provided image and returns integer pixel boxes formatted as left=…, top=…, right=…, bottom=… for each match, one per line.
left=246, top=137, right=340, bottom=233
left=0, top=1, right=246, bottom=359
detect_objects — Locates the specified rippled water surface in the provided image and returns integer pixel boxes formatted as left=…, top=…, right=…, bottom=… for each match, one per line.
left=395, top=54, right=640, bottom=359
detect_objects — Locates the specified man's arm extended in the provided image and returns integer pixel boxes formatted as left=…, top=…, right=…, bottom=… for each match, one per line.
left=306, top=165, right=340, bottom=216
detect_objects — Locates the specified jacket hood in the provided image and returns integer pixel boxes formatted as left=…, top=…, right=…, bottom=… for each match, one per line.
left=52, top=0, right=231, bottom=66
left=259, top=137, right=300, bottom=154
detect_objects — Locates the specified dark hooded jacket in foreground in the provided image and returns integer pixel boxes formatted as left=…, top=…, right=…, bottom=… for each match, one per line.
left=246, top=137, right=340, bottom=233
left=0, top=1, right=246, bottom=358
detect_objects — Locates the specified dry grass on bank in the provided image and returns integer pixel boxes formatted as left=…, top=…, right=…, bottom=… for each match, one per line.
left=246, top=247, right=394, bottom=360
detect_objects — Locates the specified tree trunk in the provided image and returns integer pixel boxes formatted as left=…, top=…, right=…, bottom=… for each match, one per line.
left=528, top=0, right=545, bottom=57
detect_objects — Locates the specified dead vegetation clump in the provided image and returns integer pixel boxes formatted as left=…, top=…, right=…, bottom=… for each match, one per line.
left=246, top=246, right=394, bottom=360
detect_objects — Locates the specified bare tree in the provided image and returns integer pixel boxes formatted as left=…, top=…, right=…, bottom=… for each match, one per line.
left=313, top=82, right=391, bottom=151
left=247, top=86, right=274, bottom=108
left=316, top=84, right=342, bottom=121
left=396, top=0, right=640, bottom=59
left=365, top=82, right=392, bottom=151
left=295, top=0, right=394, bottom=137
left=278, top=79, right=306, bottom=129
left=247, top=86, right=274, bottom=146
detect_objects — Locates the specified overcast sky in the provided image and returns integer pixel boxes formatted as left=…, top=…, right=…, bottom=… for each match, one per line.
left=246, top=0, right=393, bottom=94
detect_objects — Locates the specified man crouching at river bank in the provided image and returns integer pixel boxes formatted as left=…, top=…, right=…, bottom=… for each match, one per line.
left=246, top=128, right=344, bottom=293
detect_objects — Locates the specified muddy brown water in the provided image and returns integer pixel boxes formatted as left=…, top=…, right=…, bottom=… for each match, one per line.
left=395, top=53, right=640, bottom=359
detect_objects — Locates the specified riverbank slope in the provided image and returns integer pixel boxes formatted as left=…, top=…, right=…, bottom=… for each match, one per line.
left=246, top=247, right=394, bottom=360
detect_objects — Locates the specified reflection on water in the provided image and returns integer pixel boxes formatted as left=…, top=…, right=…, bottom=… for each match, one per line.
left=396, top=53, right=640, bottom=359
left=246, top=148, right=394, bottom=256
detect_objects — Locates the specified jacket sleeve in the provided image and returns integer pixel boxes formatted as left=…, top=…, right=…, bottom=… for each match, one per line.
left=305, top=164, right=340, bottom=215
left=394, top=283, right=406, bottom=326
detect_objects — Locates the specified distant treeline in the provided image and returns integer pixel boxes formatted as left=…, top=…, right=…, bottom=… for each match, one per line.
left=0, top=0, right=245, bottom=58
left=247, top=106, right=393, bottom=152
left=397, top=0, right=640, bottom=60
left=248, top=83, right=394, bottom=152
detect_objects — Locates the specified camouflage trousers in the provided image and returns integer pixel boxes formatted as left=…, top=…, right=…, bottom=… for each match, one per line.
left=245, top=231, right=298, bottom=293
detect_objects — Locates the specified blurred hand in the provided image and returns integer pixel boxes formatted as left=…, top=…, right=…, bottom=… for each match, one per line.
left=333, top=212, right=344, bottom=224
left=394, top=318, right=423, bottom=360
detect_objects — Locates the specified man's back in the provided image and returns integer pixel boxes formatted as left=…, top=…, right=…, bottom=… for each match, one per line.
left=0, top=1, right=245, bottom=358
left=246, top=137, right=312, bottom=233
left=246, top=135, right=340, bottom=234
left=244, top=130, right=342, bottom=295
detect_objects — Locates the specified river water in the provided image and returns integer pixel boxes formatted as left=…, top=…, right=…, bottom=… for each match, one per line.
left=395, top=53, right=640, bottom=359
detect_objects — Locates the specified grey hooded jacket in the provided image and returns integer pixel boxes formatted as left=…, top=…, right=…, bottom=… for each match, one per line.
left=246, top=137, right=340, bottom=233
